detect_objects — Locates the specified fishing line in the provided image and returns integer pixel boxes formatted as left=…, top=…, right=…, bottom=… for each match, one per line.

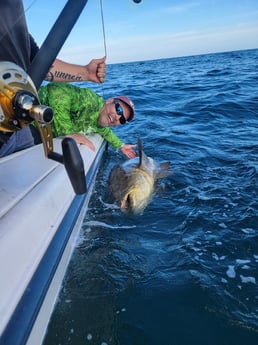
left=99, top=0, right=107, bottom=98
left=24, top=0, right=39, bottom=13
left=100, top=0, right=107, bottom=58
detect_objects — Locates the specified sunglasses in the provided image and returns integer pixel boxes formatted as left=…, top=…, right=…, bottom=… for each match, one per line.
left=114, top=99, right=126, bottom=125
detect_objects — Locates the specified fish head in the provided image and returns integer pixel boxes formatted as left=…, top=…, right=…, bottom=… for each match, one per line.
left=119, top=170, right=154, bottom=215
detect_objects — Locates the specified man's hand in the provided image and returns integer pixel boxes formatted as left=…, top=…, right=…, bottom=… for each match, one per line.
left=120, top=144, right=136, bottom=158
left=86, top=56, right=106, bottom=83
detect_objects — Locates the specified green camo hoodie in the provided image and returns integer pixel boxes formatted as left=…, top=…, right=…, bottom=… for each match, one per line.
left=38, top=82, right=123, bottom=149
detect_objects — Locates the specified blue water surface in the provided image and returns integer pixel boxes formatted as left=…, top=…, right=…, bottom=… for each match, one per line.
left=43, top=49, right=258, bottom=345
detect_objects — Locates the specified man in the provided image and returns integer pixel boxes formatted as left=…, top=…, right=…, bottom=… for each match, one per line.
left=0, top=0, right=106, bottom=158
left=38, top=82, right=136, bottom=158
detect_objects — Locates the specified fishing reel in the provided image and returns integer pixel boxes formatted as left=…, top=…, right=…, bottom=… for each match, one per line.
left=0, top=61, right=53, bottom=132
left=0, top=61, right=86, bottom=195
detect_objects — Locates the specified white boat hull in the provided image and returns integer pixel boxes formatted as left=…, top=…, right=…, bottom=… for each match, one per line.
left=0, top=134, right=105, bottom=344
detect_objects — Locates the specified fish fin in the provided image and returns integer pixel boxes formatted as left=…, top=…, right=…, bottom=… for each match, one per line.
left=137, top=137, right=149, bottom=168
left=160, top=162, right=171, bottom=169
left=138, top=137, right=143, bottom=166
left=156, top=162, right=172, bottom=179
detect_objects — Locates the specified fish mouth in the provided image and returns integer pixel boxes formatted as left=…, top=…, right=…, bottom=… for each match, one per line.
left=121, top=193, right=131, bottom=211
left=120, top=191, right=146, bottom=215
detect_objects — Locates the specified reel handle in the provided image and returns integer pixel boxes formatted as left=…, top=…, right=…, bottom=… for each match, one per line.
left=48, top=137, right=87, bottom=195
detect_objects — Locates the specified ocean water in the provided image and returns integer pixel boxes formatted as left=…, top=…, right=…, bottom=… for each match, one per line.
left=43, top=49, right=258, bottom=345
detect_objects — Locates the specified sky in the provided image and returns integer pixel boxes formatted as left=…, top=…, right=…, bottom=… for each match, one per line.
left=23, top=0, right=258, bottom=65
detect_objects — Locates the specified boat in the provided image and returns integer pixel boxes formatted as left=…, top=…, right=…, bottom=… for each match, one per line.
left=0, top=1, right=106, bottom=344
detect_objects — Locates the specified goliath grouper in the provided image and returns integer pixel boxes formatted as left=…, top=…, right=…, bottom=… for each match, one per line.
left=108, top=138, right=171, bottom=215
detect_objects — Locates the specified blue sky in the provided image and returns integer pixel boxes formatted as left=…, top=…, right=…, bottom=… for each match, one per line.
left=23, top=0, right=258, bottom=64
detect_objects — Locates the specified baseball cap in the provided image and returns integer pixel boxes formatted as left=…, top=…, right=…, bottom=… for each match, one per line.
left=115, top=96, right=135, bottom=122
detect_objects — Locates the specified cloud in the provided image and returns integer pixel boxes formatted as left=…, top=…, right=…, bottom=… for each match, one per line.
left=58, top=22, right=258, bottom=64
left=161, top=2, right=200, bottom=14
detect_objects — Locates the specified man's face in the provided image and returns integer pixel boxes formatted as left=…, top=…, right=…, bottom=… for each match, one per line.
left=98, top=98, right=131, bottom=127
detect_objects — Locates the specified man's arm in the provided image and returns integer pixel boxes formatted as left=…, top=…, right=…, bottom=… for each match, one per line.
left=45, top=57, right=106, bottom=83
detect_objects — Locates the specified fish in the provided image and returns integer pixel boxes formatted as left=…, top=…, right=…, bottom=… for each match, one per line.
left=108, top=138, right=171, bottom=215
